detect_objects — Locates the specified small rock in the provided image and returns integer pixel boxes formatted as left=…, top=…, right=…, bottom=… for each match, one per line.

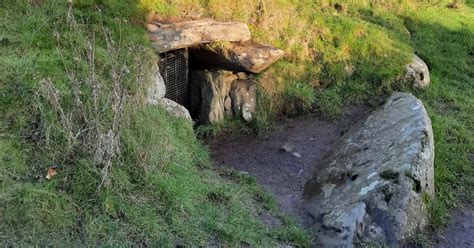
left=405, top=54, right=430, bottom=88
left=291, top=152, right=302, bottom=158
left=158, top=98, right=192, bottom=123
left=280, top=143, right=294, bottom=153
left=146, top=23, right=159, bottom=32
left=120, top=65, right=130, bottom=75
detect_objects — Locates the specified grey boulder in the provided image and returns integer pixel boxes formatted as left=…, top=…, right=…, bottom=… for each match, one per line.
left=405, top=54, right=430, bottom=88
left=147, top=65, right=166, bottom=105
left=158, top=98, right=192, bottom=123
left=303, top=92, right=434, bottom=247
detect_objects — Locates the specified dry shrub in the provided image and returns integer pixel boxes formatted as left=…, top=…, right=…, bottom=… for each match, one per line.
left=36, top=9, right=153, bottom=188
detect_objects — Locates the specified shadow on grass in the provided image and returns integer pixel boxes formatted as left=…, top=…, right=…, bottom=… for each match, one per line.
left=402, top=9, right=474, bottom=227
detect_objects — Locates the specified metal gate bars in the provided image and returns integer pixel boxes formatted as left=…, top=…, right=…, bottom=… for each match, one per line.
left=158, top=48, right=189, bottom=107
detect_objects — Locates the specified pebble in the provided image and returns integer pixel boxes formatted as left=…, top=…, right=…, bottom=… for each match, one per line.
left=292, top=152, right=302, bottom=158
left=280, top=143, right=294, bottom=153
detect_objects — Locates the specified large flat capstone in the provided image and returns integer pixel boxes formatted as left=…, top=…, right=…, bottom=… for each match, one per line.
left=303, top=92, right=434, bottom=247
left=189, top=40, right=285, bottom=73
left=148, top=19, right=251, bottom=53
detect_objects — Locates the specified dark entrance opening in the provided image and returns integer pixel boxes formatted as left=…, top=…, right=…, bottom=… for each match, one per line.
left=158, top=47, right=251, bottom=123
left=159, top=48, right=189, bottom=107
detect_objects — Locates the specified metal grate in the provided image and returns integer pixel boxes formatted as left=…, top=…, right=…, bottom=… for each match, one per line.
left=159, top=48, right=189, bottom=106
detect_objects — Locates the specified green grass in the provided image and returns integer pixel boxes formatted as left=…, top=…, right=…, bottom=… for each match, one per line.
left=0, top=1, right=309, bottom=246
left=1, top=0, right=473, bottom=246
left=403, top=3, right=474, bottom=227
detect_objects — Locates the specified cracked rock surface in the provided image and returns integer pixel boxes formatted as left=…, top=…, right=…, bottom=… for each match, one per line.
left=303, top=92, right=435, bottom=247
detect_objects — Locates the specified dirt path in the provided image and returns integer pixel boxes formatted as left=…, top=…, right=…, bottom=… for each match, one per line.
left=208, top=106, right=474, bottom=247
left=434, top=206, right=474, bottom=248
left=207, top=106, right=371, bottom=225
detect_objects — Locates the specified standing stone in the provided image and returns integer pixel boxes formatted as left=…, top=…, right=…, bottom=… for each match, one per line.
left=303, top=92, right=434, bottom=247
left=147, top=64, right=166, bottom=105
left=190, top=70, right=237, bottom=124
left=230, top=79, right=257, bottom=122
left=148, top=19, right=251, bottom=53
left=405, top=54, right=430, bottom=88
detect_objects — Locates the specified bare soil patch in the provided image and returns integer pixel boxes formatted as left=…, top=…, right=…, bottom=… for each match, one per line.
left=207, top=106, right=371, bottom=225
left=434, top=206, right=474, bottom=248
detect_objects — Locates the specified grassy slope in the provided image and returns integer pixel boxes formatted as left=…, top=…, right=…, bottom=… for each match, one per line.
left=0, top=1, right=308, bottom=246
left=0, top=0, right=472, bottom=246
left=404, top=3, right=474, bottom=227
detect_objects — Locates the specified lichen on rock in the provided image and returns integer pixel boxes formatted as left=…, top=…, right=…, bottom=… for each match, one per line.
left=405, top=54, right=431, bottom=89
left=303, top=92, right=435, bottom=247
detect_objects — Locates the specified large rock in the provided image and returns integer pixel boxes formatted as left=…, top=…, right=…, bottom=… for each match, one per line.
left=147, top=65, right=166, bottom=104
left=405, top=54, right=430, bottom=88
left=148, top=19, right=251, bottom=53
left=303, top=92, right=434, bottom=247
left=189, top=40, right=284, bottom=73
left=190, top=70, right=237, bottom=124
left=230, top=79, right=257, bottom=122
left=158, top=98, right=192, bottom=123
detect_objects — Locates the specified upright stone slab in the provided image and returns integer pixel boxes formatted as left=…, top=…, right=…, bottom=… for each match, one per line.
left=230, top=79, right=257, bottom=122
left=148, top=19, right=251, bottom=53
left=147, top=64, right=166, bottom=105
left=303, top=92, right=434, bottom=247
left=190, top=70, right=237, bottom=124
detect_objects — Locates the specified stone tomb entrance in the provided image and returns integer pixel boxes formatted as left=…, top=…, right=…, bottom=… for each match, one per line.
left=157, top=47, right=255, bottom=123
left=148, top=18, right=284, bottom=124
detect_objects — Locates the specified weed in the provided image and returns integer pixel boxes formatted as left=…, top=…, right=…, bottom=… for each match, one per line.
left=315, top=88, right=343, bottom=119
left=283, top=81, right=316, bottom=116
